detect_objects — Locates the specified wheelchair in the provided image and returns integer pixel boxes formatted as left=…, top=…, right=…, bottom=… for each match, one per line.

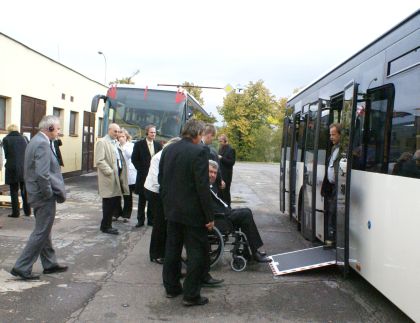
left=208, top=213, right=251, bottom=272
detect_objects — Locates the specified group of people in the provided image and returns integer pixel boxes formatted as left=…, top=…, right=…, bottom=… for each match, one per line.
left=6, top=116, right=271, bottom=309
left=95, top=119, right=271, bottom=306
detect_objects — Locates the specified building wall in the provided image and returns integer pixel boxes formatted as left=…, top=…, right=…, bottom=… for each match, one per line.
left=0, top=33, right=106, bottom=183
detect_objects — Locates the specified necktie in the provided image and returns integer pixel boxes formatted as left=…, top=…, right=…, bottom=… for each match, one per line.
left=148, top=141, right=155, bottom=156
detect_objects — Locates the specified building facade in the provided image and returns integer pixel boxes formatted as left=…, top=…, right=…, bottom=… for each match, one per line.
left=0, top=33, right=106, bottom=183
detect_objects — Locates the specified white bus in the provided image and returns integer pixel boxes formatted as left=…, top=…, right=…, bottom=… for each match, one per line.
left=274, top=10, right=420, bottom=322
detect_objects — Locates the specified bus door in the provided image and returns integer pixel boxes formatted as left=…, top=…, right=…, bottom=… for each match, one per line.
left=294, top=112, right=307, bottom=226
left=279, top=117, right=290, bottom=213
left=301, top=102, right=321, bottom=241
left=335, top=82, right=358, bottom=275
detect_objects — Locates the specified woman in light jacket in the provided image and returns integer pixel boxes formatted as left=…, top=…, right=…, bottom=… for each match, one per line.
left=119, top=128, right=137, bottom=221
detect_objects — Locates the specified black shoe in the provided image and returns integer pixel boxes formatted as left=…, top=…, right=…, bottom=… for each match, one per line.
left=166, top=290, right=182, bottom=298
left=151, top=257, right=164, bottom=265
left=10, top=268, right=40, bottom=280
left=135, top=222, right=144, bottom=228
left=254, top=251, right=272, bottom=263
left=183, top=296, right=209, bottom=306
left=202, top=277, right=224, bottom=287
left=43, top=264, right=68, bottom=274
left=147, top=222, right=153, bottom=227
left=8, top=214, right=19, bottom=218
left=101, top=228, right=119, bottom=235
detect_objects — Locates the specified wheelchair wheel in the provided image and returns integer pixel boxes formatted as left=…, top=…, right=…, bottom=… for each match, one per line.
left=231, top=255, right=247, bottom=272
left=208, top=226, right=224, bottom=268
left=181, top=226, right=224, bottom=268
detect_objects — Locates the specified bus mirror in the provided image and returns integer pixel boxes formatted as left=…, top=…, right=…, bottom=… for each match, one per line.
left=91, top=95, right=106, bottom=113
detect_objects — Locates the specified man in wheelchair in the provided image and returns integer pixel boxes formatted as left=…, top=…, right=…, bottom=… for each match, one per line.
left=208, top=160, right=271, bottom=263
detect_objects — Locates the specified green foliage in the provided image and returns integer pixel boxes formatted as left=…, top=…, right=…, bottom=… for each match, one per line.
left=112, top=77, right=135, bottom=85
left=218, top=80, right=285, bottom=161
left=193, top=112, right=218, bottom=124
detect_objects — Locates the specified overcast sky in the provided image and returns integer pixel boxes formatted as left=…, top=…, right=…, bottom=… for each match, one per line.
left=1, top=1, right=418, bottom=121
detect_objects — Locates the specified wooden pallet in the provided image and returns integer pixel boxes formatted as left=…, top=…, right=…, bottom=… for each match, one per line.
left=0, top=195, right=22, bottom=208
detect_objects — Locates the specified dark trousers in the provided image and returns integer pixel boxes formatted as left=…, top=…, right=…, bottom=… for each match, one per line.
left=146, top=190, right=166, bottom=260
left=137, top=179, right=152, bottom=225
left=101, top=196, right=122, bottom=231
left=9, top=182, right=31, bottom=216
left=219, top=179, right=232, bottom=207
left=229, top=208, right=263, bottom=254
left=163, top=221, right=209, bottom=300
left=122, top=184, right=135, bottom=218
left=324, top=184, right=337, bottom=241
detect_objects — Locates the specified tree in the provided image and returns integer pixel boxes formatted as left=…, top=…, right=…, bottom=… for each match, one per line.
left=182, top=81, right=204, bottom=106
left=112, top=70, right=140, bottom=85
left=218, top=80, right=278, bottom=161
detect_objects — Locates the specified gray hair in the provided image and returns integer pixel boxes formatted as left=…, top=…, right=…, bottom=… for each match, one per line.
left=39, top=115, right=60, bottom=130
left=181, top=119, right=205, bottom=138
left=163, top=137, right=181, bottom=148
left=209, top=159, right=219, bottom=170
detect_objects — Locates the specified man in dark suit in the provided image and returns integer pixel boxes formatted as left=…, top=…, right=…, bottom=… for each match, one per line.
left=208, top=160, right=270, bottom=263
left=159, top=119, right=214, bottom=306
left=132, top=124, right=162, bottom=227
left=10, top=115, right=67, bottom=280
left=218, top=134, right=236, bottom=206
left=2, top=124, right=31, bottom=217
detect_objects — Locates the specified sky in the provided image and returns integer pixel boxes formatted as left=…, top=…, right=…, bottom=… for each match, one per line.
left=1, top=1, right=418, bottom=122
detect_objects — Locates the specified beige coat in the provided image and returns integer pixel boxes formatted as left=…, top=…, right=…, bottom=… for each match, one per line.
left=95, top=135, right=129, bottom=198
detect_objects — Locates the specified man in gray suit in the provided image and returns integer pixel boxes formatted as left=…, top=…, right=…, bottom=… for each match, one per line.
left=10, top=115, right=67, bottom=280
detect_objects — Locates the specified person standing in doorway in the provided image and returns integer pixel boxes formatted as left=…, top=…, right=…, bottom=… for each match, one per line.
left=218, top=134, right=236, bottom=206
left=95, top=123, right=129, bottom=235
left=10, top=115, right=67, bottom=280
left=132, top=124, right=162, bottom=227
left=3, top=124, right=31, bottom=217
left=321, top=123, right=342, bottom=248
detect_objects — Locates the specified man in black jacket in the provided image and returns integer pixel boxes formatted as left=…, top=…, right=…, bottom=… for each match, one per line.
left=208, top=160, right=270, bottom=263
left=218, top=134, right=235, bottom=206
left=132, top=124, right=162, bottom=227
left=2, top=124, right=31, bottom=217
left=159, top=119, right=214, bottom=306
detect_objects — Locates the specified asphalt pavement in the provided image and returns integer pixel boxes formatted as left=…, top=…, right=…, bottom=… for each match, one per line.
left=0, top=163, right=412, bottom=323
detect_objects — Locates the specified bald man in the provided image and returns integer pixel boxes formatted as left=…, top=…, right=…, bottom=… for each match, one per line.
left=95, top=123, right=129, bottom=235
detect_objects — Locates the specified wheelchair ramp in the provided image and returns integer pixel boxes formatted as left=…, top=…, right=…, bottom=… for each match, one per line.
left=268, top=246, right=336, bottom=276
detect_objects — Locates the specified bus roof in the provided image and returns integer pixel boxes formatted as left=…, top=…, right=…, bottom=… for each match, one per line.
left=287, top=9, right=420, bottom=105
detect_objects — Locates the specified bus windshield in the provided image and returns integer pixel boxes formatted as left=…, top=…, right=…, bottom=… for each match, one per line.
left=92, top=86, right=208, bottom=140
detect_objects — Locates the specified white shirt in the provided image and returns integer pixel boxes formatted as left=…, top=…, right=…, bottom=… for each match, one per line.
left=144, top=149, right=162, bottom=193
left=327, top=146, right=339, bottom=184
left=120, top=141, right=137, bottom=185
left=146, top=139, right=155, bottom=157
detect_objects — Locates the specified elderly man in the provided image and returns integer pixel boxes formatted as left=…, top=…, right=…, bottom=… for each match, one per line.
left=208, top=160, right=270, bottom=263
left=10, top=115, right=67, bottom=280
left=95, top=123, right=129, bottom=235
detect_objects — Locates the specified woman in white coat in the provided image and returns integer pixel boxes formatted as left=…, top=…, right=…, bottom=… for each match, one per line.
left=119, top=128, right=137, bottom=221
